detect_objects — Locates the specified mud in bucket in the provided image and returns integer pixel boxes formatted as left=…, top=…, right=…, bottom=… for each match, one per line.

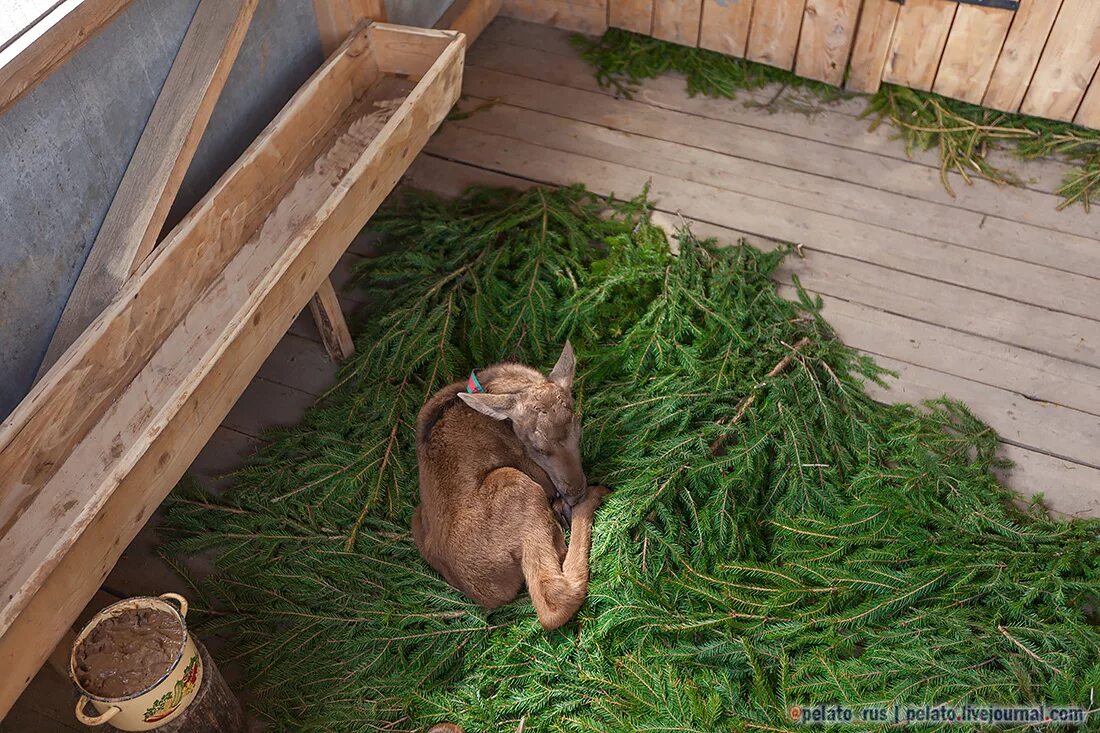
left=70, top=593, right=203, bottom=730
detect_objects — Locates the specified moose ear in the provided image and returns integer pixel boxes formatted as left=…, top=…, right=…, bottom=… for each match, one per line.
left=548, top=341, right=576, bottom=390
left=457, top=391, right=518, bottom=421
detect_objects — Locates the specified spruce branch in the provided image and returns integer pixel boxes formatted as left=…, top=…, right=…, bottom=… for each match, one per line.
left=998, top=625, right=1065, bottom=676
left=709, top=336, right=812, bottom=456
left=159, top=186, right=1100, bottom=732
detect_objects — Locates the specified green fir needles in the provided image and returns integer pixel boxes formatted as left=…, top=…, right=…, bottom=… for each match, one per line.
left=162, top=186, right=1100, bottom=732
left=574, top=28, right=1100, bottom=211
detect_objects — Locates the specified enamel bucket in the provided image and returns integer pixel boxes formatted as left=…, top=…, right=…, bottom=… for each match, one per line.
left=71, top=593, right=203, bottom=730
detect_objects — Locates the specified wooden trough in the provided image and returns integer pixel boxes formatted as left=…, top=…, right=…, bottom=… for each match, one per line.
left=0, top=21, right=464, bottom=716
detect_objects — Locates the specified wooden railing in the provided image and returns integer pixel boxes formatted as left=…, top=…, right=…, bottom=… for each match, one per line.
left=501, top=0, right=1100, bottom=128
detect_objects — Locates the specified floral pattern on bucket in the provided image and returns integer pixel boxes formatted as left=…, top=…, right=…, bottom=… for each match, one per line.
left=143, top=655, right=200, bottom=723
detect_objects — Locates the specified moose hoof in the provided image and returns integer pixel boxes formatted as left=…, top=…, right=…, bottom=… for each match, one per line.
left=551, top=494, right=571, bottom=528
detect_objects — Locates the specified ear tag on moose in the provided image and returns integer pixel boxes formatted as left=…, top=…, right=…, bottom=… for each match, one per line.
left=466, top=370, right=485, bottom=394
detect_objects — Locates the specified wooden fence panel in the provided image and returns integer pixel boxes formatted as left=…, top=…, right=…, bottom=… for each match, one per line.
left=983, top=0, right=1065, bottom=112
left=1021, top=0, right=1100, bottom=121
left=844, top=0, right=899, bottom=93
left=795, top=0, right=861, bottom=86
left=746, top=0, right=806, bottom=70
left=508, top=0, right=1100, bottom=132
left=699, top=0, right=753, bottom=57
left=933, top=5, right=1013, bottom=104
left=652, top=0, right=702, bottom=45
left=1074, top=74, right=1100, bottom=128
left=610, top=0, right=654, bottom=34
left=882, top=0, right=957, bottom=91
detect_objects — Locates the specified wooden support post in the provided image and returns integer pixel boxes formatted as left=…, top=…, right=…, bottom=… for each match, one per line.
left=305, top=0, right=390, bottom=363
left=36, top=0, right=259, bottom=379
left=309, top=278, right=356, bottom=361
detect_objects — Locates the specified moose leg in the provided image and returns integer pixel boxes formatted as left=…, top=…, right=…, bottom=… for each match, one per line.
left=520, top=485, right=609, bottom=631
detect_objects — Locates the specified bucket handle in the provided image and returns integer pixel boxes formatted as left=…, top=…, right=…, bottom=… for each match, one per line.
left=75, top=696, right=120, bottom=726
left=159, top=592, right=189, bottom=618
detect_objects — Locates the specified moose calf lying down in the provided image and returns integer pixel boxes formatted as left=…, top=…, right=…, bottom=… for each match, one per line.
left=412, top=343, right=608, bottom=631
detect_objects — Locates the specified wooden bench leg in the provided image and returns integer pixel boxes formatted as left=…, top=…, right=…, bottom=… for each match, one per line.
left=309, top=278, right=355, bottom=361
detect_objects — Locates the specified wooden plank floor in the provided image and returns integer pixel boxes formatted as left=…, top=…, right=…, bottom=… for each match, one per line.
left=7, top=16, right=1100, bottom=730
left=407, top=17, right=1100, bottom=518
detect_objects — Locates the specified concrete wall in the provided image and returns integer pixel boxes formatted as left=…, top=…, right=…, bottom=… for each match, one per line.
left=0, top=0, right=452, bottom=419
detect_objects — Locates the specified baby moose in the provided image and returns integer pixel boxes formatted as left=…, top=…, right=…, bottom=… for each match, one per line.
left=412, top=343, right=609, bottom=630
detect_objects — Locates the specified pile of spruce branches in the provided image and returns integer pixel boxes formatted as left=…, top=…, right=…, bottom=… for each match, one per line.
left=162, top=186, right=1100, bottom=732
left=573, top=29, right=1100, bottom=211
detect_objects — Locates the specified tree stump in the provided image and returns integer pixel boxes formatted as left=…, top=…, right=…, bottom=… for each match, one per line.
left=92, top=637, right=245, bottom=732
left=155, top=639, right=244, bottom=733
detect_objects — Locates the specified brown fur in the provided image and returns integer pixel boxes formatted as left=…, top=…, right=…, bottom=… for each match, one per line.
left=412, top=344, right=608, bottom=631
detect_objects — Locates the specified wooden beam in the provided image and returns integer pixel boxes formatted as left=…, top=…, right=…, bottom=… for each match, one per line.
left=0, top=0, right=133, bottom=116
left=36, top=0, right=259, bottom=377
left=436, top=0, right=503, bottom=43
left=0, top=23, right=464, bottom=717
left=308, top=1, right=391, bottom=363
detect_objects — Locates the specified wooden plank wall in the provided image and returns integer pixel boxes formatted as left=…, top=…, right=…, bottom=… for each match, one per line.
left=1019, top=0, right=1100, bottom=121
left=795, top=0, right=861, bottom=85
left=500, top=0, right=1100, bottom=130
left=653, top=0, right=702, bottom=46
left=699, top=0, right=752, bottom=57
